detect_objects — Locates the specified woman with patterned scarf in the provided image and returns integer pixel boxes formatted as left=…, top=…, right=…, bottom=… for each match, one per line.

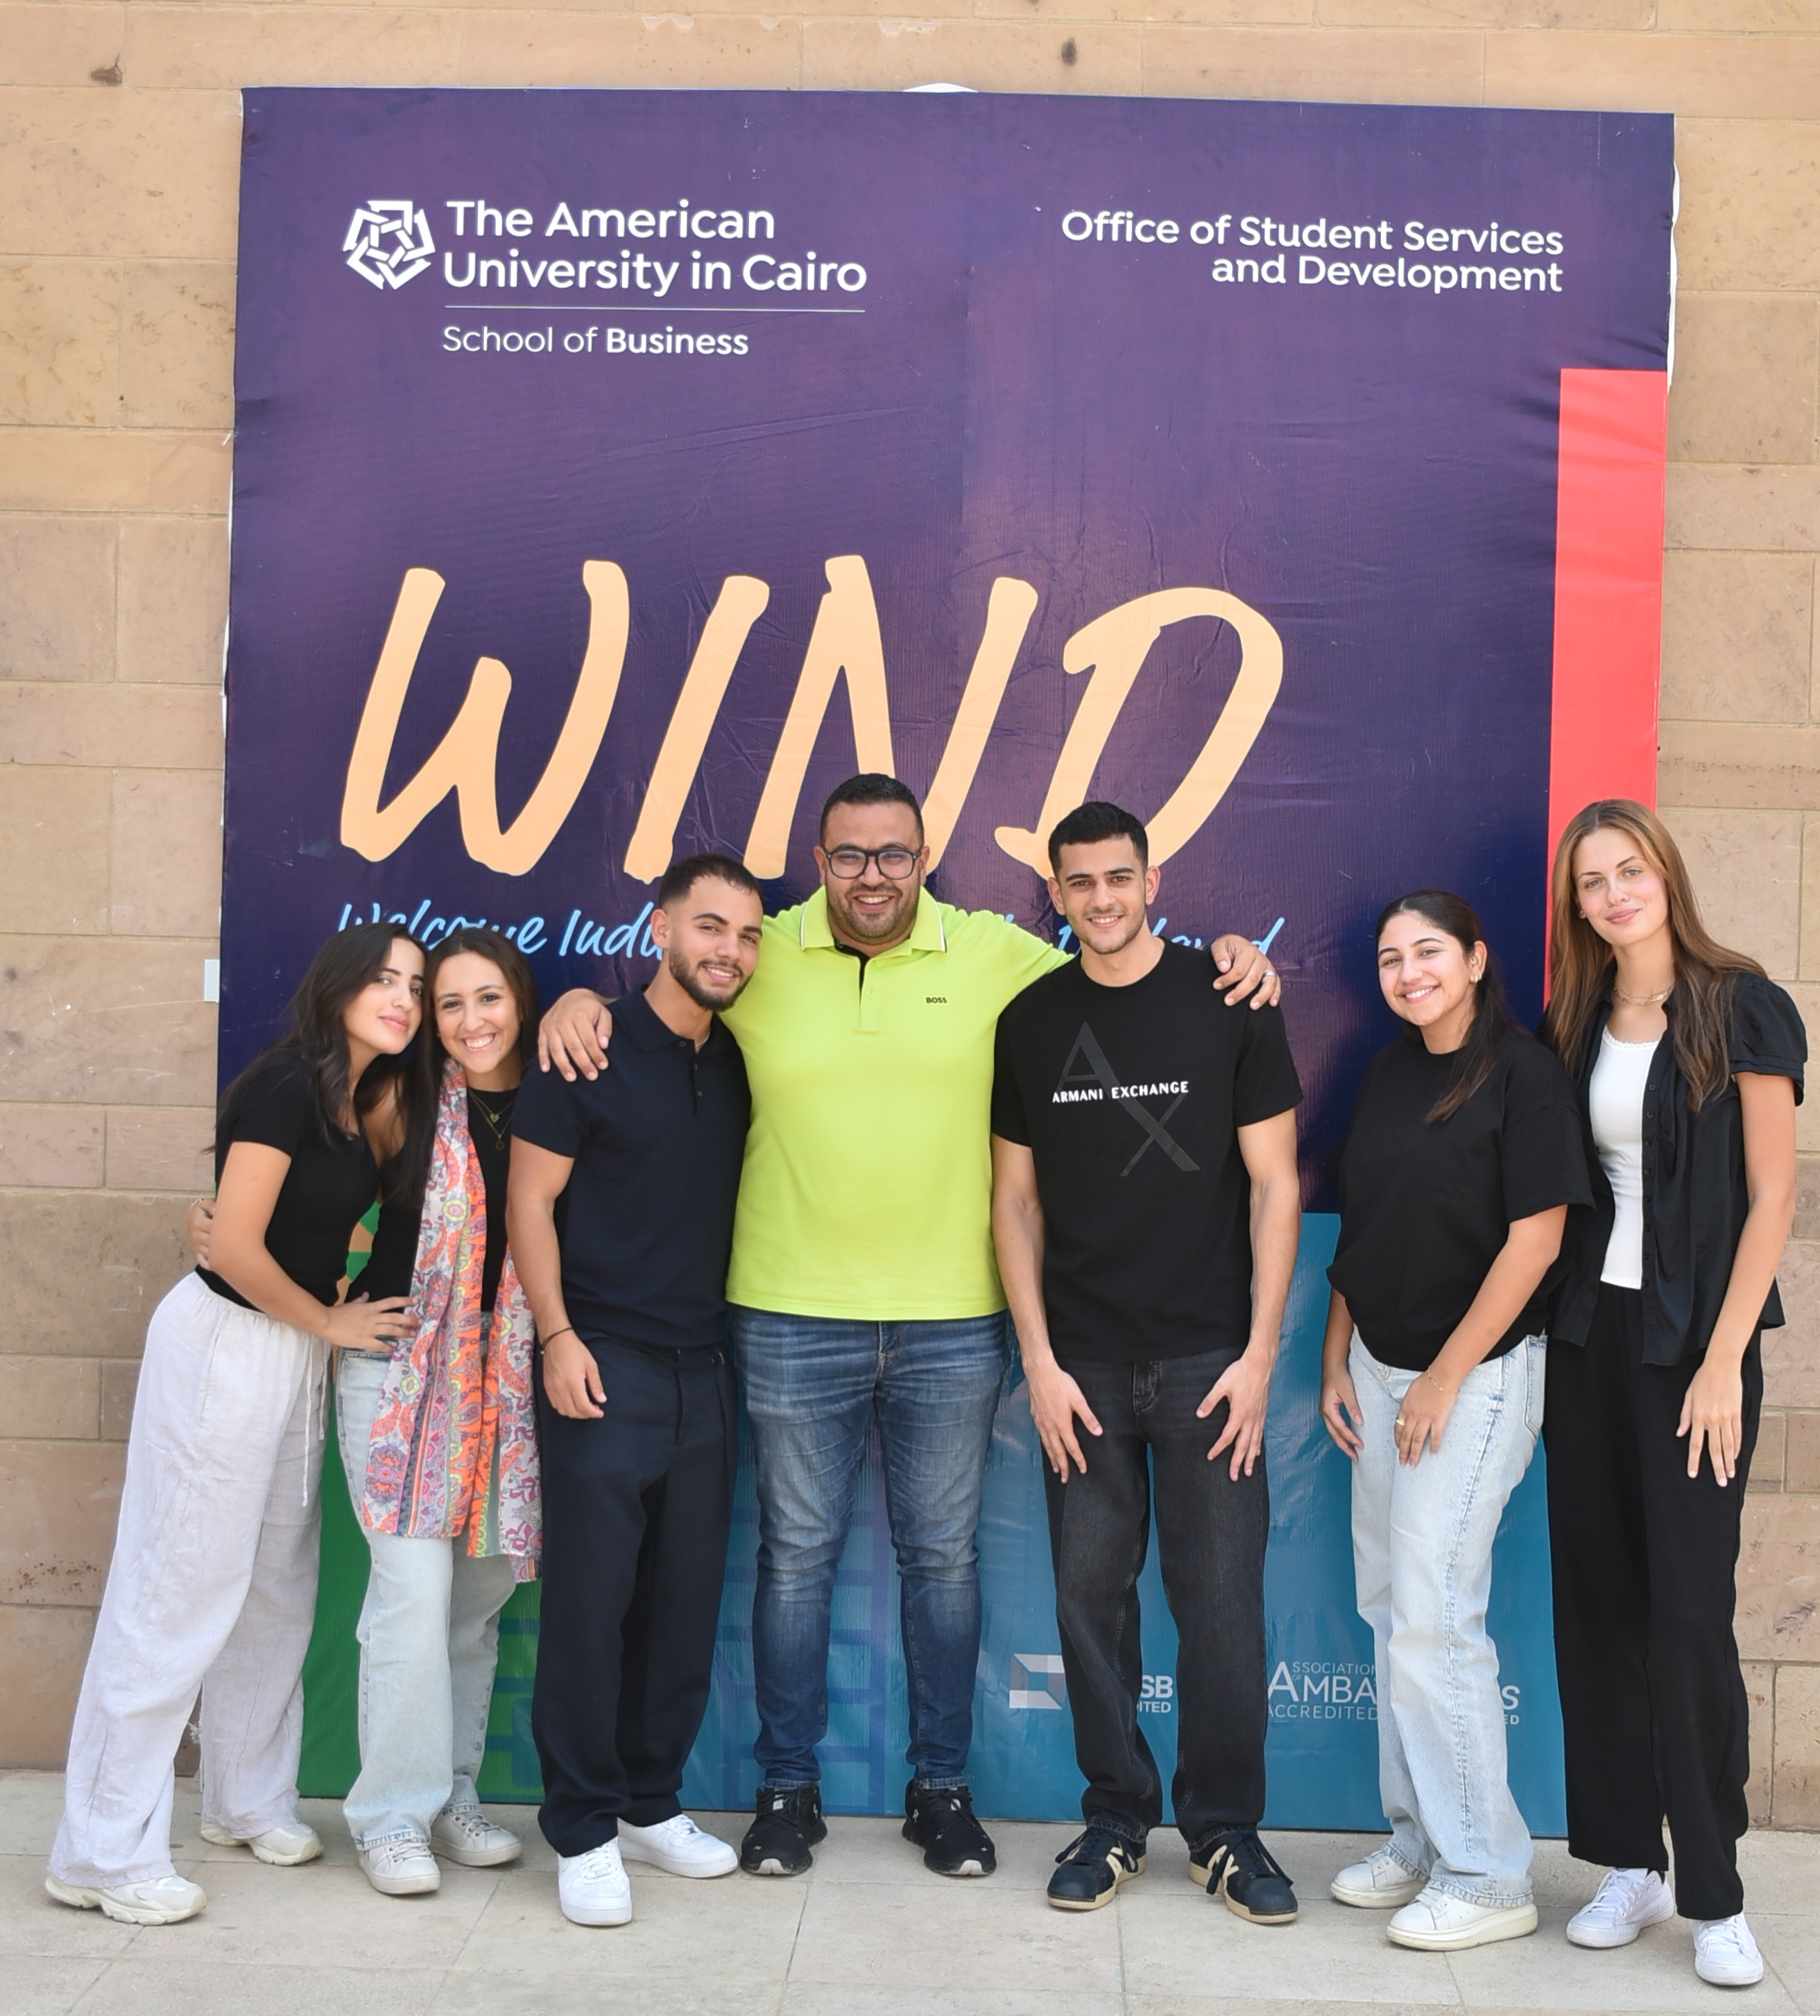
left=189, top=925, right=541, bottom=1899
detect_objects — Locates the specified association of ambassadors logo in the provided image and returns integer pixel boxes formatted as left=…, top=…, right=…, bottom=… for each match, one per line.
left=343, top=200, right=436, bottom=290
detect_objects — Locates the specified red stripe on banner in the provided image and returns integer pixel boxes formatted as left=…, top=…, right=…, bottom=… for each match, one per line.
left=1547, top=366, right=1668, bottom=865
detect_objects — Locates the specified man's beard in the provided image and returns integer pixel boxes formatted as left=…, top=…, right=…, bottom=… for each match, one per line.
left=668, top=946, right=746, bottom=1009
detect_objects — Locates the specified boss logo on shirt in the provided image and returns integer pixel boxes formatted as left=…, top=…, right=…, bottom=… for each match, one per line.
left=926, top=996, right=947, bottom=1003
left=1052, top=1024, right=1199, bottom=1175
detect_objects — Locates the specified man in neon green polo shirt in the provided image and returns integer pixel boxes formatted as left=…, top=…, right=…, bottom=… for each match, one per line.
left=538, top=774, right=1276, bottom=1881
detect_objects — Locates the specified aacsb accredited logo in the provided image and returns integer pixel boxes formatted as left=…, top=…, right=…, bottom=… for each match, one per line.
left=344, top=200, right=436, bottom=289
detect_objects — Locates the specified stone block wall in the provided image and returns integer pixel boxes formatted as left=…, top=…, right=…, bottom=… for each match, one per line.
left=1, top=0, right=1814, bottom=1817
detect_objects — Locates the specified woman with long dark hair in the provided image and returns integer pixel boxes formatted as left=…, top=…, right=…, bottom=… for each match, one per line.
left=48, top=923, right=424, bottom=1926
left=188, top=926, right=542, bottom=1897
left=334, top=927, right=541, bottom=1896
left=1540, top=801, right=1802, bottom=1988
left=1319, top=892, right=1589, bottom=1953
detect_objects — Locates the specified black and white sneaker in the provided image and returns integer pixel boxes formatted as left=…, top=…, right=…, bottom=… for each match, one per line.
left=902, top=1782, right=997, bottom=1877
left=1190, top=1828, right=1298, bottom=1924
left=739, top=1785, right=827, bottom=1877
left=1047, top=1825, right=1145, bottom=1911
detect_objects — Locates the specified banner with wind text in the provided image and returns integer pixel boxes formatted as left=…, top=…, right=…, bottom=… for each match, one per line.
left=225, top=87, right=1674, bottom=1827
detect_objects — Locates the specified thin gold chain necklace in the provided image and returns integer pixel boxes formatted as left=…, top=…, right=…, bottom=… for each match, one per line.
left=467, top=1088, right=515, bottom=1151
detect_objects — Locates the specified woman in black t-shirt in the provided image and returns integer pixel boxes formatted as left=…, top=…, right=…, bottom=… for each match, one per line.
left=1540, top=801, right=1803, bottom=1988
left=49, top=924, right=424, bottom=1927
left=187, top=927, right=542, bottom=1898
left=1319, top=891, right=1589, bottom=1956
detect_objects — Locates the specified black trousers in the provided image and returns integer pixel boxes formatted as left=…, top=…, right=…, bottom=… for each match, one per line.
left=1044, top=1347, right=1269, bottom=1848
left=1544, top=1284, right=1762, bottom=1920
left=533, top=1335, right=736, bottom=1857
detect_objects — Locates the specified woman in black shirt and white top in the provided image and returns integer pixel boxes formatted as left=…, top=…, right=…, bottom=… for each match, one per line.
left=48, top=924, right=423, bottom=1927
left=1541, top=800, right=1803, bottom=1989
left=1320, top=891, right=1590, bottom=1955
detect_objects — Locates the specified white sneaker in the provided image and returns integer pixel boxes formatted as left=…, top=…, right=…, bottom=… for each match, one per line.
left=617, top=1813, right=738, bottom=1879
left=1388, top=1886, right=1539, bottom=1951
left=1566, top=1868, right=1676, bottom=1949
left=558, top=1840, right=633, bottom=1926
left=44, top=1873, right=207, bottom=1925
left=357, top=1838, right=441, bottom=1897
left=1332, top=1845, right=1428, bottom=1910
left=431, top=1804, right=523, bottom=1868
left=1694, top=1914, right=1765, bottom=1988
left=198, top=1818, right=322, bottom=1867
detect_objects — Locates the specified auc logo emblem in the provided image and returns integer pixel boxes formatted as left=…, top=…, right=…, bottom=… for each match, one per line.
left=344, top=200, right=436, bottom=290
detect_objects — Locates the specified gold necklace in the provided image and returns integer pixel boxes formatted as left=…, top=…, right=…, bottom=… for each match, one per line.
left=467, top=1088, right=515, bottom=1151
left=1613, top=984, right=1672, bottom=1007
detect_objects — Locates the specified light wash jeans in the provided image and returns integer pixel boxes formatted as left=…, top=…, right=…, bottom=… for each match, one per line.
left=336, top=1348, right=520, bottom=1849
left=1350, top=1331, right=1545, bottom=1908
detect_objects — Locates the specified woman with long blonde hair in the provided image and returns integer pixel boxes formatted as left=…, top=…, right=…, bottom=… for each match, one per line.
left=1540, top=801, right=1803, bottom=1988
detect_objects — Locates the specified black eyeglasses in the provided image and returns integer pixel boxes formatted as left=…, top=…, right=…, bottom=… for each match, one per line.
left=824, top=845, right=922, bottom=880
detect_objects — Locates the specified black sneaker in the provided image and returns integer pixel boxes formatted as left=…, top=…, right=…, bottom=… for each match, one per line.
left=1047, top=1825, right=1145, bottom=1911
left=902, top=1782, right=997, bottom=1877
left=1190, top=1827, right=1298, bottom=1924
left=739, top=1784, right=827, bottom=1877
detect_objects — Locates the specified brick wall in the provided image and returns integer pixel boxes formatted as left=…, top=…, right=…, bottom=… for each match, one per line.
left=1, top=0, right=1815, bottom=1816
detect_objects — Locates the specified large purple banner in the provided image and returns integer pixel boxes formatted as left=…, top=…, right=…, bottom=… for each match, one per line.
left=229, top=88, right=1672, bottom=1825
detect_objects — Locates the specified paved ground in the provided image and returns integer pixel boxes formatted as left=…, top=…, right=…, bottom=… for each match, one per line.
left=5, top=1771, right=1817, bottom=2016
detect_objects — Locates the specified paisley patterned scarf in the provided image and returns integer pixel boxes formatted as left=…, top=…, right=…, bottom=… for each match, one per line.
left=360, top=1058, right=541, bottom=1578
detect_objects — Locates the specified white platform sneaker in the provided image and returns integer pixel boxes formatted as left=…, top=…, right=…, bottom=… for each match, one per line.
left=617, top=1814, right=739, bottom=1879
left=1694, top=1915, right=1765, bottom=1988
left=431, top=1804, right=523, bottom=1868
left=357, top=1838, right=441, bottom=1897
left=558, top=1840, right=633, bottom=1926
left=1566, top=1868, right=1677, bottom=1949
left=198, top=1818, right=322, bottom=1866
left=44, top=1873, right=207, bottom=1925
left=1331, top=1845, right=1428, bottom=1910
left=1387, top=1887, right=1539, bottom=1951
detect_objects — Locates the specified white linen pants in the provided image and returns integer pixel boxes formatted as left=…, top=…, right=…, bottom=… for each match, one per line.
left=51, top=1270, right=328, bottom=1888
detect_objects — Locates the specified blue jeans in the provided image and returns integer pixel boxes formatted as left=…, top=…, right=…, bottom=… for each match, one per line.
left=730, top=1308, right=1009, bottom=1791
left=1350, top=1332, right=1545, bottom=1908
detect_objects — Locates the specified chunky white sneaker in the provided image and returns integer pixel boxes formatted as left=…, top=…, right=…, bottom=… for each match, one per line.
left=1566, top=1868, right=1676, bottom=1949
left=1331, top=1845, right=1428, bottom=1910
left=558, top=1840, right=633, bottom=1926
left=198, top=1818, right=322, bottom=1867
left=617, top=1813, right=738, bottom=1879
left=1387, top=1887, right=1539, bottom=1951
left=357, top=1838, right=441, bottom=1897
left=431, top=1804, right=523, bottom=1868
left=1694, top=1914, right=1765, bottom=1988
left=44, top=1873, right=206, bottom=1925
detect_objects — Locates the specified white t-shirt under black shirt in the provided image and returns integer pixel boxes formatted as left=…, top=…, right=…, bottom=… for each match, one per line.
left=1589, top=1027, right=1658, bottom=1290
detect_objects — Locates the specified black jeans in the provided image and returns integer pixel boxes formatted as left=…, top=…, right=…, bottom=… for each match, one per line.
left=1044, top=1347, right=1269, bottom=1847
left=532, top=1335, right=736, bottom=1858
left=1544, top=1284, right=1762, bottom=1921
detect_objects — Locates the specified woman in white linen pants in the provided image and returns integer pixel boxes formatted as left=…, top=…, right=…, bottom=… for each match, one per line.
left=1319, top=891, right=1591, bottom=1954
left=47, top=924, right=424, bottom=1926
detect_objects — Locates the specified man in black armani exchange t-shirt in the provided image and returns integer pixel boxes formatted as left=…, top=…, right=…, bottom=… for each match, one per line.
left=990, top=804, right=1303, bottom=1922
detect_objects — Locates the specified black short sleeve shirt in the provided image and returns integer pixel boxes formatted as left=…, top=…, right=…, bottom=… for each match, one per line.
left=990, top=942, right=1303, bottom=1362
left=510, top=990, right=750, bottom=1351
left=200, top=1050, right=380, bottom=1309
left=1328, top=1026, right=1590, bottom=1371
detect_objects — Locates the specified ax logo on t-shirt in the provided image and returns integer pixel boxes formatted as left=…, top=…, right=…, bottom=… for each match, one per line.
left=1051, top=1024, right=1198, bottom=1176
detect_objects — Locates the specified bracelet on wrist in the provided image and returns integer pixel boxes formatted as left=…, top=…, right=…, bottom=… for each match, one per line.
left=540, top=1325, right=576, bottom=1350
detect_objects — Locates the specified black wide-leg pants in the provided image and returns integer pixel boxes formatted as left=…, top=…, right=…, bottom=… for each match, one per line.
left=533, top=1335, right=736, bottom=1858
left=1543, top=1284, right=1762, bottom=1921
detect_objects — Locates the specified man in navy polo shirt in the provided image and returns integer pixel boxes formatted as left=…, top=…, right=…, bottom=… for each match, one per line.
left=508, top=852, right=764, bottom=1929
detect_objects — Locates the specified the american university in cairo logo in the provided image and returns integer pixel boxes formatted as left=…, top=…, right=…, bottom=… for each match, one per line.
left=344, top=200, right=436, bottom=289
